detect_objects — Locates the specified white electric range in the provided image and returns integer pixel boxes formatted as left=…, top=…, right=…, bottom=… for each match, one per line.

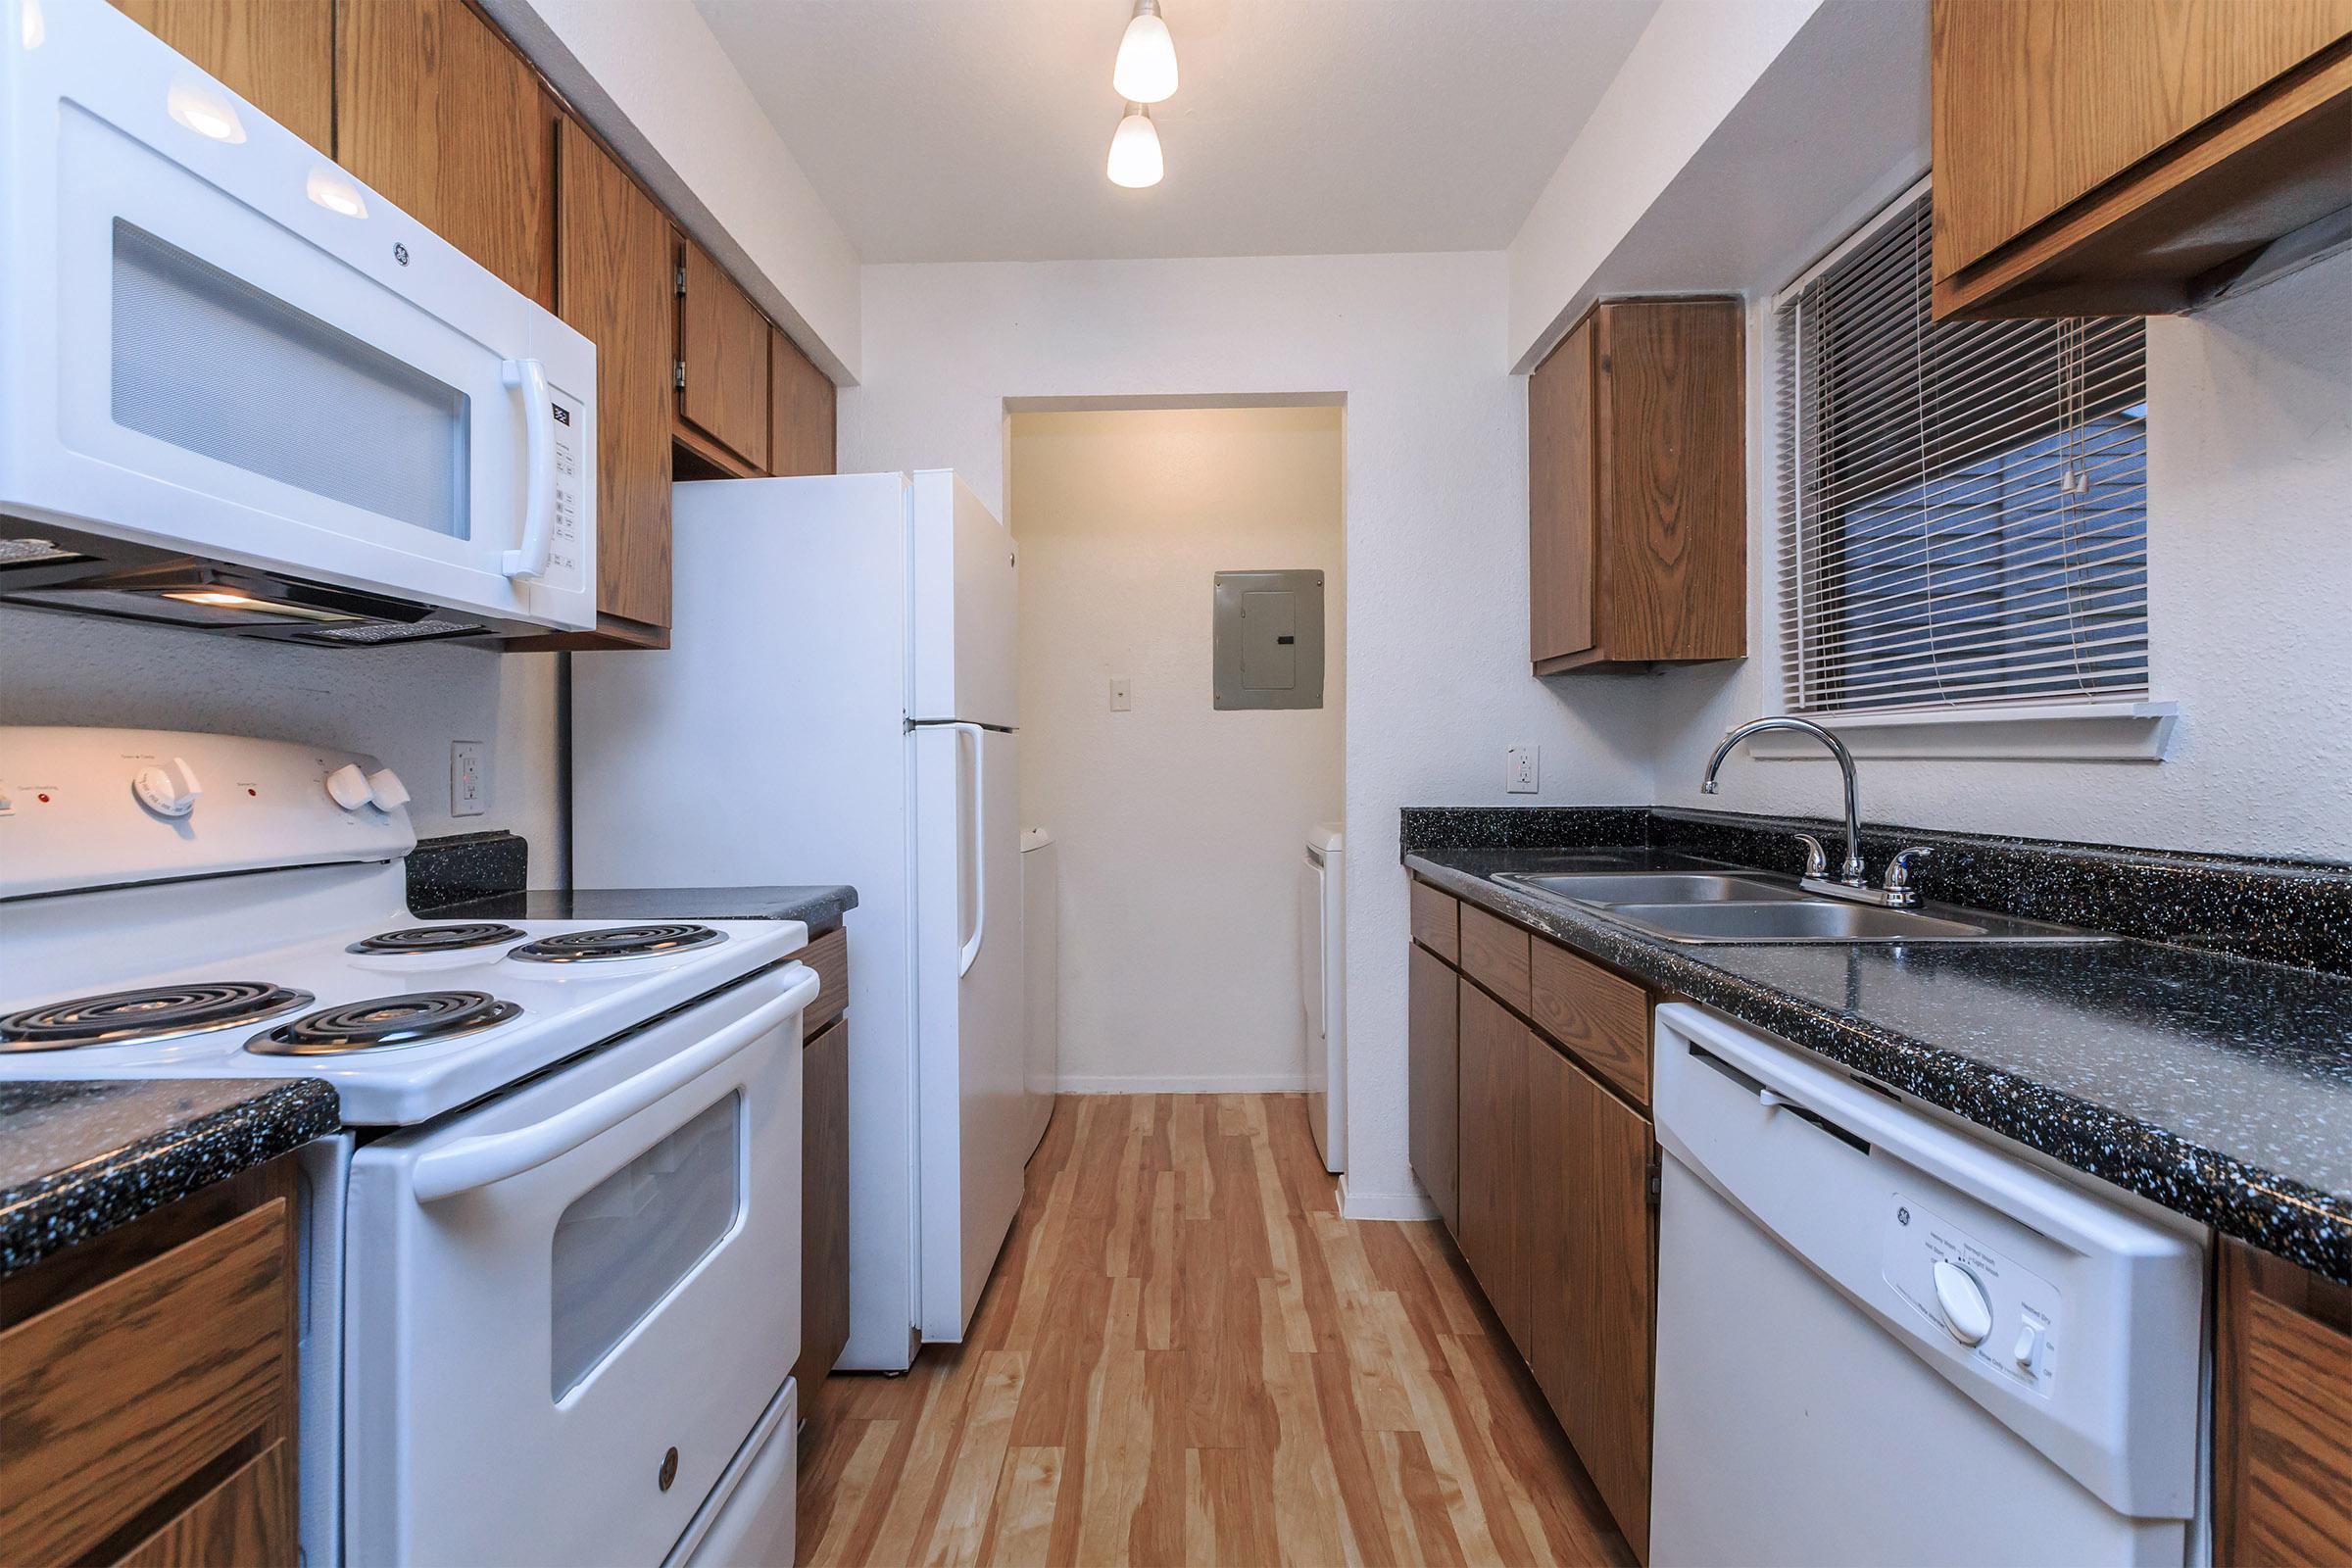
left=0, top=726, right=815, bottom=1567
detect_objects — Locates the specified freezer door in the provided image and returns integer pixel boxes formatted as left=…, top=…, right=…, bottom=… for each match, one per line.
left=911, top=723, right=1028, bottom=1340
left=909, top=470, right=1019, bottom=727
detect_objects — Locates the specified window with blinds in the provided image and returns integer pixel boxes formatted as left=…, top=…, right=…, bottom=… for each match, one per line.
left=1776, top=186, right=2150, bottom=717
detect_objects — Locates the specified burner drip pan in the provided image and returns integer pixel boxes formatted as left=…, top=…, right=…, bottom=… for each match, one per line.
left=249, top=991, right=522, bottom=1055
left=348, top=923, right=528, bottom=955
left=2, top=982, right=316, bottom=1052
left=508, top=924, right=726, bottom=963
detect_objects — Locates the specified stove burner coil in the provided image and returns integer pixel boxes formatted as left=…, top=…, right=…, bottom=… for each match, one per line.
left=347, top=923, right=528, bottom=955
left=1, top=982, right=316, bottom=1052
left=507, top=924, right=726, bottom=963
left=247, top=990, right=522, bottom=1055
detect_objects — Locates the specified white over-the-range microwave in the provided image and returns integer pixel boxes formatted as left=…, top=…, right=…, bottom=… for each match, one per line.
left=0, top=0, right=597, bottom=643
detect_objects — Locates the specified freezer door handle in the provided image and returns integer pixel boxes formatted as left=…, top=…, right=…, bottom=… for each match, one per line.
left=945, top=722, right=989, bottom=976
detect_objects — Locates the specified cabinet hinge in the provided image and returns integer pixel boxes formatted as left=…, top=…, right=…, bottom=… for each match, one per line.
left=675, top=264, right=688, bottom=298
left=1647, top=1150, right=1662, bottom=1207
left=673, top=359, right=687, bottom=392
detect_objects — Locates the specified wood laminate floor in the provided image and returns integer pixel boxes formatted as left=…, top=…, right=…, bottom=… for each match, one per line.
left=795, top=1093, right=1635, bottom=1568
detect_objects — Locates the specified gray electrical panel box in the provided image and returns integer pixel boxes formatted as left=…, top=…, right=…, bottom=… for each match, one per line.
left=1212, top=569, right=1325, bottom=710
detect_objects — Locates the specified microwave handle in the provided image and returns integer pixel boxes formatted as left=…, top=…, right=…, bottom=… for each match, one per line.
left=501, top=357, right=556, bottom=579
left=409, top=964, right=817, bottom=1203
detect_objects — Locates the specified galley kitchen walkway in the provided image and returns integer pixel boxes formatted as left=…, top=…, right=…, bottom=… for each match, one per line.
left=795, top=1093, right=1635, bottom=1567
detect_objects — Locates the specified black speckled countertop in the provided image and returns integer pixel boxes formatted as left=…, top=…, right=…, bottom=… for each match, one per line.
left=1406, top=844, right=2352, bottom=1285
left=0, top=1079, right=340, bottom=1280
left=422, top=884, right=858, bottom=936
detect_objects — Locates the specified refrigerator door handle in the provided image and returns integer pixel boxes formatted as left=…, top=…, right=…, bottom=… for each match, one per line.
left=945, top=721, right=988, bottom=976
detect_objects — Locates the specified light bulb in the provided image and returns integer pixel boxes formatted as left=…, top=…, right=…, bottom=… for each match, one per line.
left=307, top=167, right=368, bottom=219
left=1106, top=103, right=1163, bottom=189
left=1112, top=0, right=1178, bottom=104
left=167, top=80, right=246, bottom=144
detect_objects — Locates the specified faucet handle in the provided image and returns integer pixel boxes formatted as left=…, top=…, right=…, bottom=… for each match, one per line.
left=1883, top=846, right=1934, bottom=903
left=1793, top=833, right=1830, bottom=879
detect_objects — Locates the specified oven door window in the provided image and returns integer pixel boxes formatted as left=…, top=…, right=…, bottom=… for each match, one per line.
left=110, top=220, right=472, bottom=540
left=549, top=1090, right=743, bottom=1400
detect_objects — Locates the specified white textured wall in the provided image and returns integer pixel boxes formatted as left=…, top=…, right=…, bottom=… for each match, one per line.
left=1647, top=253, right=2352, bottom=861
left=0, top=609, right=564, bottom=854
left=1009, top=406, right=1346, bottom=1092
left=844, top=253, right=1657, bottom=1216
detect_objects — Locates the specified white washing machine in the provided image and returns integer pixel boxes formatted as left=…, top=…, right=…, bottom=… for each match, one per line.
left=1298, top=823, right=1345, bottom=1173
left=1020, top=828, right=1058, bottom=1157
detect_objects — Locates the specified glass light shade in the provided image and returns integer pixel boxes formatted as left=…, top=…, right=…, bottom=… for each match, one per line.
left=1106, top=105, right=1163, bottom=188
left=1112, top=10, right=1179, bottom=104
left=166, top=80, right=246, bottom=143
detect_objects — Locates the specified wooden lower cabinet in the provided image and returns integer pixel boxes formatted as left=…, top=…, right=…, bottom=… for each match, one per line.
left=1527, top=1037, right=1655, bottom=1560
left=796, top=1014, right=852, bottom=1396
left=1457, top=982, right=1535, bottom=1355
left=0, top=1156, right=301, bottom=1567
left=1414, top=875, right=1658, bottom=1558
left=1407, top=941, right=1461, bottom=1234
left=2215, top=1238, right=2352, bottom=1565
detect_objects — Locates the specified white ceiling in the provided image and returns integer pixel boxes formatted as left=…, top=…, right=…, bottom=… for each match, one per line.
left=693, top=0, right=1660, bottom=264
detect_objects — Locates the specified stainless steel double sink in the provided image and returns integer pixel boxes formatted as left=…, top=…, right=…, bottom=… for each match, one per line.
left=1493, top=870, right=2108, bottom=946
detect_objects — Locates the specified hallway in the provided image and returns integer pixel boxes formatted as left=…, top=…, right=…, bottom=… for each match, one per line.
left=795, top=1094, right=1635, bottom=1567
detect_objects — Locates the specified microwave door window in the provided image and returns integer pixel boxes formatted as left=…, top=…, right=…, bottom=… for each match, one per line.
left=110, top=220, right=471, bottom=541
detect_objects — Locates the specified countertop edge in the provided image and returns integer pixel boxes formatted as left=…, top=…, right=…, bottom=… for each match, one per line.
left=1403, top=852, right=2352, bottom=1287
left=0, top=1079, right=342, bottom=1281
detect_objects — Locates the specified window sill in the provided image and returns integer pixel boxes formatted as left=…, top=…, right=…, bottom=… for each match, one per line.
left=1745, top=701, right=2180, bottom=762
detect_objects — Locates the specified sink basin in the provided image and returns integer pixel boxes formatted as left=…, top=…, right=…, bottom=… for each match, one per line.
left=1498, top=872, right=1808, bottom=905
left=1491, top=865, right=2111, bottom=945
left=1598, top=901, right=1991, bottom=942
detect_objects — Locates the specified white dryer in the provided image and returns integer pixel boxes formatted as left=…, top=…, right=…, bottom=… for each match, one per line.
left=1298, top=823, right=1345, bottom=1172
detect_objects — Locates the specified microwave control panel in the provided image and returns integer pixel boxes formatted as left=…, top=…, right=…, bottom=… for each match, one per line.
left=544, top=393, right=586, bottom=595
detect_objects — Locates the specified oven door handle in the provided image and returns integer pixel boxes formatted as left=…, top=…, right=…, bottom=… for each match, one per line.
left=411, top=964, right=817, bottom=1203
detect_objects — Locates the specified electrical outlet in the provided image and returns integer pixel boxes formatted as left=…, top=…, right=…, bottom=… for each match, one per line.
left=1506, top=745, right=1540, bottom=794
left=451, top=741, right=486, bottom=816
left=1109, top=676, right=1132, bottom=711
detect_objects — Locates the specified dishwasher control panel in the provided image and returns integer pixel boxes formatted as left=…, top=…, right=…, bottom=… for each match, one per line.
left=1883, top=1192, right=2064, bottom=1397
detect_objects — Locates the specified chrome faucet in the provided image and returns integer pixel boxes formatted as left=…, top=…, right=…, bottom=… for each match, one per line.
left=1700, top=716, right=1932, bottom=907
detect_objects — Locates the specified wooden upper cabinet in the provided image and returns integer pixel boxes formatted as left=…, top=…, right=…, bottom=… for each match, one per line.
left=1528, top=297, right=1744, bottom=675
left=2215, top=1240, right=2352, bottom=1565
left=1932, top=0, right=2352, bottom=318
left=335, top=0, right=558, bottom=308
left=551, top=114, right=670, bottom=645
left=676, top=237, right=771, bottom=474
left=769, top=326, right=837, bottom=478
left=109, top=0, right=333, bottom=151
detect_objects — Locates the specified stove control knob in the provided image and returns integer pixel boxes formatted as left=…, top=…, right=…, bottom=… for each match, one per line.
left=133, top=757, right=203, bottom=817
left=325, top=762, right=374, bottom=810
left=366, top=767, right=411, bottom=811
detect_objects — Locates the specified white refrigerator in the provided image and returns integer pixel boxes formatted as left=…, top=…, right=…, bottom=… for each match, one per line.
left=572, top=470, right=1031, bottom=1369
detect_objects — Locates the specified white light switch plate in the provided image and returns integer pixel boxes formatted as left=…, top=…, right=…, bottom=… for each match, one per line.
left=451, top=741, right=486, bottom=816
left=1506, top=745, right=1540, bottom=794
left=1110, top=677, right=1133, bottom=712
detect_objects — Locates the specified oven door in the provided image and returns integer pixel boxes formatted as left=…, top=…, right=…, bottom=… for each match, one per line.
left=343, top=964, right=812, bottom=1568
left=0, top=0, right=596, bottom=631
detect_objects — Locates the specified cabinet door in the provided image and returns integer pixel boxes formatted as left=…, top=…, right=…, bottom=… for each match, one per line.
left=110, top=0, right=332, bottom=151
left=1407, top=944, right=1460, bottom=1236
left=1528, top=316, right=1596, bottom=664
left=1528, top=1040, right=1654, bottom=1560
left=1457, top=982, right=1532, bottom=1357
left=555, top=115, right=670, bottom=641
left=677, top=239, right=771, bottom=472
left=115, top=1442, right=293, bottom=1568
left=795, top=1017, right=851, bottom=1395
left=335, top=0, right=557, bottom=307
left=1931, top=0, right=2352, bottom=279
left=769, top=326, right=837, bottom=478
left=2215, top=1239, right=2352, bottom=1565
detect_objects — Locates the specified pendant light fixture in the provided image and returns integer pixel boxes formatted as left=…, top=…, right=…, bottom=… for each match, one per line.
left=1112, top=0, right=1178, bottom=104
left=1106, top=101, right=1163, bottom=188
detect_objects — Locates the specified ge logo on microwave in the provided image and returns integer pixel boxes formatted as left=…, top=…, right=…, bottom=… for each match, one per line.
left=393, top=242, right=411, bottom=267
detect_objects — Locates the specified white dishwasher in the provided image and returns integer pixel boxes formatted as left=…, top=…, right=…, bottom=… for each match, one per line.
left=1650, top=1004, right=2206, bottom=1568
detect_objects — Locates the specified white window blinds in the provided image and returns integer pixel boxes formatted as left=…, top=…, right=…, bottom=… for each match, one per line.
left=1776, top=187, right=2150, bottom=716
